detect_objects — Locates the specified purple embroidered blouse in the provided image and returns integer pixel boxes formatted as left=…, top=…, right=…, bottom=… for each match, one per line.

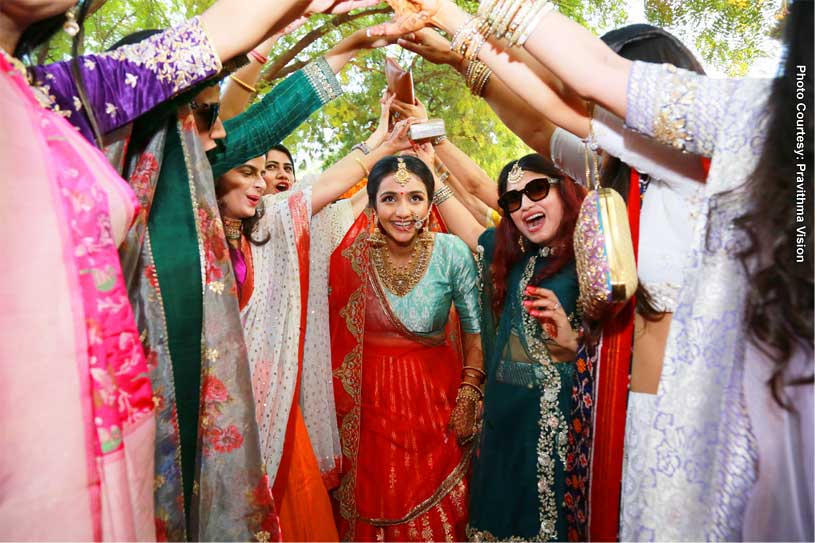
left=29, top=17, right=221, bottom=142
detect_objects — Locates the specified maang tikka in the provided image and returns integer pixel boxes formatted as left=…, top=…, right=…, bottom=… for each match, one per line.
left=507, top=161, right=524, bottom=186
left=394, top=157, right=411, bottom=186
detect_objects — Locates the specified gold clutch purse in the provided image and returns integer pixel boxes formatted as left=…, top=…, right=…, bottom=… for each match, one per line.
left=573, top=136, right=638, bottom=320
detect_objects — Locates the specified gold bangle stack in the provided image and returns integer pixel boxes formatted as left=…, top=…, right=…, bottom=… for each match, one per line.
left=450, top=15, right=490, bottom=62
left=432, top=183, right=454, bottom=206
left=462, top=365, right=487, bottom=381
left=458, top=381, right=484, bottom=400
left=475, top=0, right=557, bottom=47
left=465, top=59, right=492, bottom=97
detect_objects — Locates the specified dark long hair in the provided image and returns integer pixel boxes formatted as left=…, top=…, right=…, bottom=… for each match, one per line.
left=240, top=202, right=272, bottom=246
left=597, top=24, right=707, bottom=321
left=14, top=13, right=67, bottom=59
left=491, top=154, right=587, bottom=315
left=734, top=0, right=814, bottom=406
left=366, top=155, right=436, bottom=204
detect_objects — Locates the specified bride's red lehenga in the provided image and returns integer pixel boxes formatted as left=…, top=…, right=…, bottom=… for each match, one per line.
left=329, top=210, right=471, bottom=542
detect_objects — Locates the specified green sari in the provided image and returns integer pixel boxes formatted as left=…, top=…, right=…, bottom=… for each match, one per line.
left=468, top=228, right=580, bottom=542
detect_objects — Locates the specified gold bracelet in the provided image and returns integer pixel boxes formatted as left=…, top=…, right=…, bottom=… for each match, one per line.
left=462, top=365, right=487, bottom=379
left=466, top=60, right=492, bottom=97
left=353, top=157, right=369, bottom=178
left=515, top=1, right=557, bottom=46
left=459, top=381, right=484, bottom=399
left=230, top=74, right=256, bottom=93
left=493, top=0, right=524, bottom=39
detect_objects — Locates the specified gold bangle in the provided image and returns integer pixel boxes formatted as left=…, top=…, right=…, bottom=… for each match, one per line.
left=459, top=381, right=484, bottom=399
left=353, top=157, right=369, bottom=178
left=456, top=385, right=483, bottom=405
left=230, top=75, right=256, bottom=93
left=462, top=365, right=487, bottom=379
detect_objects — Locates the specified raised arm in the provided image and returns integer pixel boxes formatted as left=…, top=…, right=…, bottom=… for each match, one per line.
left=432, top=138, right=500, bottom=211
left=397, top=29, right=558, bottom=155
left=209, top=56, right=342, bottom=179
left=375, top=0, right=736, bottom=158
left=415, top=144, right=486, bottom=251
left=200, top=0, right=379, bottom=63
left=30, top=0, right=377, bottom=140
left=220, top=33, right=284, bottom=121
left=210, top=28, right=399, bottom=179
left=372, top=1, right=591, bottom=135
left=439, top=165, right=499, bottom=228
left=312, top=118, right=415, bottom=214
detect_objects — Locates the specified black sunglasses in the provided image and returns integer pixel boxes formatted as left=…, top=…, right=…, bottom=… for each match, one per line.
left=190, top=100, right=221, bottom=131
left=498, top=177, right=560, bottom=213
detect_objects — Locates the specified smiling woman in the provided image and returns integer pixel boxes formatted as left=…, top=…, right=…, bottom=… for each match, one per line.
left=468, top=155, right=586, bottom=541
left=211, top=118, right=414, bottom=541
left=328, top=155, right=484, bottom=542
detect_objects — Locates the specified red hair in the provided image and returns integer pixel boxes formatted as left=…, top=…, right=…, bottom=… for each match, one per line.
left=490, top=155, right=587, bottom=316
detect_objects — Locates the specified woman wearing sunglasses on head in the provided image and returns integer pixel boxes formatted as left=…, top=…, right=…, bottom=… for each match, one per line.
left=428, top=151, right=587, bottom=540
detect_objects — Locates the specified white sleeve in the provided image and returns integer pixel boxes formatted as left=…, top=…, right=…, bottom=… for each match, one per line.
left=592, top=106, right=707, bottom=187
left=549, top=127, right=594, bottom=185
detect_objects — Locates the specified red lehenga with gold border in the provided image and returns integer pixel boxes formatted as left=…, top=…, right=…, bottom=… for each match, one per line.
left=329, top=210, right=475, bottom=541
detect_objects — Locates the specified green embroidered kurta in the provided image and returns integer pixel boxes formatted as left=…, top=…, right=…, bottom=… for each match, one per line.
left=139, top=58, right=342, bottom=539
left=468, top=228, right=580, bottom=542
left=209, top=58, right=341, bottom=179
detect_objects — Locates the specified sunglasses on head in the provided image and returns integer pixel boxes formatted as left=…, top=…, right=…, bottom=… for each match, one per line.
left=190, top=100, right=220, bottom=131
left=498, top=176, right=560, bottom=213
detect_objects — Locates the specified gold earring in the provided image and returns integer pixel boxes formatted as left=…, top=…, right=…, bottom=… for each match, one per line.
left=369, top=215, right=386, bottom=246
left=518, top=235, right=525, bottom=252
left=63, top=5, right=80, bottom=37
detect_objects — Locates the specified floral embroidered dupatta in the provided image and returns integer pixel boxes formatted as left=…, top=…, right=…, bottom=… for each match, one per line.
left=330, top=211, right=470, bottom=541
left=119, top=111, right=278, bottom=542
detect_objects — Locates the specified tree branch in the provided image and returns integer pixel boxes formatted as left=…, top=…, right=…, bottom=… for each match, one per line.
left=262, top=5, right=391, bottom=82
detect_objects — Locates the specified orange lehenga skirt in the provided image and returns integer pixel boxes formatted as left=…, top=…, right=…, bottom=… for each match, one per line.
left=330, top=216, right=471, bottom=542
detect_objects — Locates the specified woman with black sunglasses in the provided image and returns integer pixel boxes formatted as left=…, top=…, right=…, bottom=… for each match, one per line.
left=428, top=150, right=587, bottom=540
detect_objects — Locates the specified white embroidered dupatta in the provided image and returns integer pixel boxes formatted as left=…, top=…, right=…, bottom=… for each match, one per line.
left=243, top=189, right=312, bottom=482
left=243, top=187, right=353, bottom=485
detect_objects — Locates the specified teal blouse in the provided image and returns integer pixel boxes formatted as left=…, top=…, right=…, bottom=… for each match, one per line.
left=384, top=233, right=481, bottom=335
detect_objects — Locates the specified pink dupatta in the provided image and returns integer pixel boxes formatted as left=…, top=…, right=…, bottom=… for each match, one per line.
left=0, top=53, right=156, bottom=541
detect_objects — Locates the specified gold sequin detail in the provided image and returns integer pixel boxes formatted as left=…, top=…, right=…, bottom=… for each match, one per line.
left=652, top=63, right=698, bottom=152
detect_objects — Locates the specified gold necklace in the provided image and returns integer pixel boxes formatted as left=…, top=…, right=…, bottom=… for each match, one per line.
left=223, top=217, right=243, bottom=241
left=371, top=231, right=434, bottom=297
